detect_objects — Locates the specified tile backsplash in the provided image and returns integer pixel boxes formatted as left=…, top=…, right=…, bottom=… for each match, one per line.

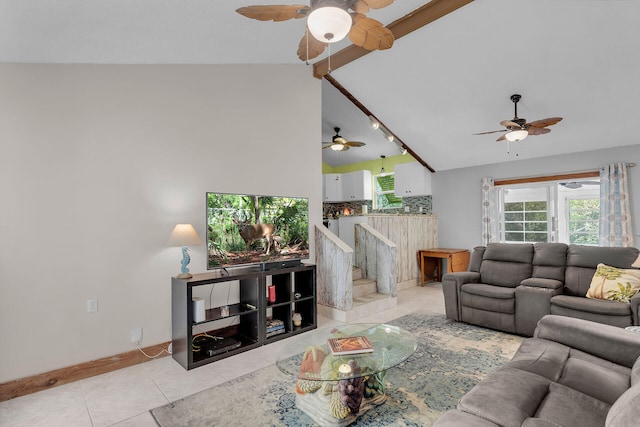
left=323, top=195, right=432, bottom=217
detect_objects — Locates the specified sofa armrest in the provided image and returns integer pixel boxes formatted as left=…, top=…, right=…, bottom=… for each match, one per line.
left=520, top=277, right=564, bottom=290
left=442, top=272, right=481, bottom=321
left=534, top=315, right=640, bottom=368
left=630, top=292, right=640, bottom=326
left=515, top=283, right=563, bottom=336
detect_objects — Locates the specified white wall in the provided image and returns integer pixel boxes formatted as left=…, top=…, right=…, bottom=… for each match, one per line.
left=0, top=64, right=322, bottom=382
left=433, top=144, right=640, bottom=250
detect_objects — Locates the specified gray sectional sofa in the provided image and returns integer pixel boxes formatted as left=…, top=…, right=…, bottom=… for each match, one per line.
left=443, top=243, right=640, bottom=336
left=434, top=315, right=640, bottom=427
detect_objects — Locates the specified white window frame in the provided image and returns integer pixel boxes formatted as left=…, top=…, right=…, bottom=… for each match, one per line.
left=373, top=172, right=401, bottom=210
left=496, top=178, right=600, bottom=245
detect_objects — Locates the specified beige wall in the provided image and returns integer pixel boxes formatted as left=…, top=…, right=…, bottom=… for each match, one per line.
left=0, top=64, right=322, bottom=382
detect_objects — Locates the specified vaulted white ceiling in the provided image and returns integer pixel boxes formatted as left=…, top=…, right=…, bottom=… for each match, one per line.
left=3, top=0, right=639, bottom=171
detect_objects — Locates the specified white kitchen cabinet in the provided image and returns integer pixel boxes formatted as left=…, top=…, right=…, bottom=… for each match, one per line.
left=342, top=170, right=373, bottom=201
left=323, top=173, right=343, bottom=202
left=394, top=162, right=432, bottom=197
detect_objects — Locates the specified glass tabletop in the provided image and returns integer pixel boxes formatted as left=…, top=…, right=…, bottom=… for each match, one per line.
left=275, top=323, right=417, bottom=381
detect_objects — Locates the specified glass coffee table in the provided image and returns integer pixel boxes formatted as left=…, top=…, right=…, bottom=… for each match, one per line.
left=276, top=323, right=417, bottom=426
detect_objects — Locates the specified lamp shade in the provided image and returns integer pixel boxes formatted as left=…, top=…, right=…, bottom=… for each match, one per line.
left=307, top=6, right=351, bottom=43
left=505, top=129, right=528, bottom=142
left=167, top=224, right=203, bottom=247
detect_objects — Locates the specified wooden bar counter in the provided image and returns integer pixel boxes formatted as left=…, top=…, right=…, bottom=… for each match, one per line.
left=418, top=248, right=470, bottom=286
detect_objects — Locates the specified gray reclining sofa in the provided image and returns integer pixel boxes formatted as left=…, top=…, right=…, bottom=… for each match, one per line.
left=433, top=315, right=640, bottom=427
left=443, top=243, right=640, bottom=336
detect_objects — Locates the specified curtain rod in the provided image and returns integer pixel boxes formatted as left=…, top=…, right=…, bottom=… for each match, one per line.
left=494, top=163, right=636, bottom=187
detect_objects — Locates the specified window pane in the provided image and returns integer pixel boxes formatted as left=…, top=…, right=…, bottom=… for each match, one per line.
left=505, top=232, right=524, bottom=241
left=525, top=201, right=547, bottom=211
left=505, top=202, right=524, bottom=211
left=525, top=212, right=547, bottom=221
left=505, top=212, right=524, bottom=221
left=526, top=222, right=548, bottom=232
left=570, top=234, right=599, bottom=245
left=505, top=222, right=524, bottom=231
left=525, top=232, right=548, bottom=242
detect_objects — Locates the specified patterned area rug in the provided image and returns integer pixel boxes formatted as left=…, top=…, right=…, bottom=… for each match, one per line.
left=151, top=312, right=523, bottom=426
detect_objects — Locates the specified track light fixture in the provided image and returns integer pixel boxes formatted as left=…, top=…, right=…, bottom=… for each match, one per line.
left=368, top=115, right=380, bottom=130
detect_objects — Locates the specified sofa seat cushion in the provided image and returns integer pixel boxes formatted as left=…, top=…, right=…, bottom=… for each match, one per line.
left=534, top=382, right=610, bottom=427
left=461, top=283, right=515, bottom=313
left=506, top=338, right=570, bottom=382
left=506, top=338, right=631, bottom=405
left=551, top=295, right=631, bottom=316
left=457, top=367, right=551, bottom=427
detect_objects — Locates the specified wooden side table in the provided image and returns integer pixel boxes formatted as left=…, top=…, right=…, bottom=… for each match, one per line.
left=418, top=248, right=470, bottom=286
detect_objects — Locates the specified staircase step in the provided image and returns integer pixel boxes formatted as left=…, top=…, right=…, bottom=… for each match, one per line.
left=353, top=267, right=362, bottom=281
left=353, top=278, right=377, bottom=298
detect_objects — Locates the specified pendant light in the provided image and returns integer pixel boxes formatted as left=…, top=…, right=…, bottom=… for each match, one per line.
left=380, top=155, right=386, bottom=173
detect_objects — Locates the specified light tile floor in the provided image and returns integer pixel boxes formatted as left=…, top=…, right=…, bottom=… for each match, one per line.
left=0, top=284, right=445, bottom=427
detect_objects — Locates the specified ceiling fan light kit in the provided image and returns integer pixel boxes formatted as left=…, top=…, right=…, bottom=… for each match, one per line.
left=307, top=4, right=351, bottom=43
left=505, top=129, right=528, bottom=142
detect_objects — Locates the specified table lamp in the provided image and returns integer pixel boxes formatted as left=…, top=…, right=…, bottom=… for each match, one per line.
left=167, top=224, right=203, bottom=279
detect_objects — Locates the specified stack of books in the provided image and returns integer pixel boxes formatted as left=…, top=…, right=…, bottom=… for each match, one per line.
left=266, top=319, right=285, bottom=338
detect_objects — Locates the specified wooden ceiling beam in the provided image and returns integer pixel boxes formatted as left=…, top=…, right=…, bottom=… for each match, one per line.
left=313, top=0, right=474, bottom=79
left=324, top=74, right=436, bottom=172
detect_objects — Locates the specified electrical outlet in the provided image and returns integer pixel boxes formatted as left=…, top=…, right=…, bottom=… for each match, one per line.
left=87, top=298, right=98, bottom=313
left=130, top=328, right=143, bottom=344
left=404, top=206, right=410, bottom=213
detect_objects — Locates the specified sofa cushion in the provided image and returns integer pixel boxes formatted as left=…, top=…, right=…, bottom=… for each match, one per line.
left=457, top=367, right=551, bottom=427
left=565, top=245, right=640, bottom=296
left=468, top=246, right=486, bottom=273
left=461, top=283, right=515, bottom=313
left=605, top=382, right=640, bottom=427
left=534, top=382, right=610, bottom=427
left=551, top=295, right=631, bottom=316
left=558, top=355, right=630, bottom=405
left=506, top=338, right=570, bottom=382
left=532, top=243, right=568, bottom=281
left=480, top=244, right=534, bottom=287
left=586, top=263, right=640, bottom=302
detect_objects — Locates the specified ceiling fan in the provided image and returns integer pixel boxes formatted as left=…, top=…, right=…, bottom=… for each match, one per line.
left=474, top=94, right=563, bottom=143
left=236, top=0, right=395, bottom=62
left=323, top=127, right=366, bottom=151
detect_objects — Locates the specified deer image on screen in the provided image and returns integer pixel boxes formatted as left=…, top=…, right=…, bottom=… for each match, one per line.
left=235, top=221, right=275, bottom=255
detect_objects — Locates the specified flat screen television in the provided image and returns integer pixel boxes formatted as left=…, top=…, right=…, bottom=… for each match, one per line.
left=206, top=192, right=309, bottom=270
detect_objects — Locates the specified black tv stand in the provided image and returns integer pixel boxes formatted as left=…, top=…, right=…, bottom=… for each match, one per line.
left=260, top=259, right=303, bottom=271
left=171, top=264, right=316, bottom=370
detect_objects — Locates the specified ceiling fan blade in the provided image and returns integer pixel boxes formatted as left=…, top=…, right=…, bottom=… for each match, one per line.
left=360, top=0, right=394, bottom=10
left=473, top=129, right=507, bottom=135
left=351, top=0, right=370, bottom=13
left=527, top=127, right=551, bottom=136
left=496, top=134, right=507, bottom=142
left=499, top=120, right=522, bottom=129
left=526, top=117, right=563, bottom=128
left=297, top=31, right=327, bottom=61
left=349, top=14, right=394, bottom=51
left=236, top=5, right=309, bottom=22
left=345, top=141, right=366, bottom=147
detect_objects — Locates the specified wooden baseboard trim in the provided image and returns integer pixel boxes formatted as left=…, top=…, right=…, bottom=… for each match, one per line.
left=0, top=341, right=171, bottom=402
